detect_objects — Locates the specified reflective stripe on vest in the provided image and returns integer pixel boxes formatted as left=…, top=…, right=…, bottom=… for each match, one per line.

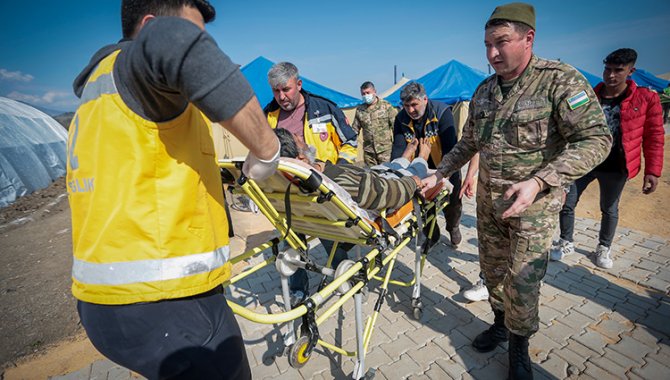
left=72, top=246, right=230, bottom=285
left=80, top=71, right=117, bottom=104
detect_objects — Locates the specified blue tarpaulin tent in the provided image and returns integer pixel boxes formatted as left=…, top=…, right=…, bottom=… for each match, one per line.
left=384, top=60, right=488, bottom=106
left=631, top=69, right=669, bottom=92
left=241, top=56, right=361, bottom=109
left=577, top=68, right=602, bottom=88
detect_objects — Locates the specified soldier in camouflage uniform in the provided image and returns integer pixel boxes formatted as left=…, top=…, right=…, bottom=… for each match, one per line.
left=352, top=81, right=398, bottom=165
left=420, top=3, right=611, bottom=379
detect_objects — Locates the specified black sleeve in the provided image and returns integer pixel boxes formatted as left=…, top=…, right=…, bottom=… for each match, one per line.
left=438, top=107, right=458, bottom=156
left=438, top=107, right=461, bottom=184
left=390, top=112, right=407, bottom=160
left=115, top=17, right=254, bottom=122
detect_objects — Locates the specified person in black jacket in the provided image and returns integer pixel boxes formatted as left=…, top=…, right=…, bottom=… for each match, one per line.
left=391, top=82, right=463, bottom=248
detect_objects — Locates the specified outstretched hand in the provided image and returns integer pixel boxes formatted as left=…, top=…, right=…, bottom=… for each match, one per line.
left=420, top=172, right=444, bottom=197
left=459, top=175, right=476, bottom=199
left=501, top=178, right=542, bottom=219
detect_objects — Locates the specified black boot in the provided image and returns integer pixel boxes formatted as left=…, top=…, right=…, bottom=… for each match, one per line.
left=508, top=333, right=533, bottom=380
left=449, top=227, right=462, bottom=246
left=472, top=309, right=509, bottom=352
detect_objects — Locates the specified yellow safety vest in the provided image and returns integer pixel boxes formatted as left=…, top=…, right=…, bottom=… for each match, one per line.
left=67, top=50, right=230, bottom=305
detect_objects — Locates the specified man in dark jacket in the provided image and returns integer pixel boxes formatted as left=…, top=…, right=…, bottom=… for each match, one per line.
left=551, top=48, right=664, bottom=268
left=391, top=82, right=463, bottom=248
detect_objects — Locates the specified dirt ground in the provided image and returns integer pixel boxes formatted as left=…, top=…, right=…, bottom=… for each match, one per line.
left=1, top=136, right=668, bottom=378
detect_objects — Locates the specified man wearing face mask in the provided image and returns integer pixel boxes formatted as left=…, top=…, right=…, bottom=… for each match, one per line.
left=391, top=82, right=464, bottom=249
left=352, top=81, right=399, bottom=165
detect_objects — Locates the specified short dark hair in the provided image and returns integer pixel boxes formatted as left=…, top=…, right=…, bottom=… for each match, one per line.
left=604, top=48, right=637, bottom=66
left=484, top=19, right=532, bottom=35
left=274, top=128, right=299, bottom=159
left=400, top=82, right=426, bottom=103
left=360, top=81, right=375, bottom=91
left=121, top=0, right=215, bottom=38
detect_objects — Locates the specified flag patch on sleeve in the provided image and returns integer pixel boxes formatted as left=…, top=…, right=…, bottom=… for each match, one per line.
left=567, top=90, right=590, bottom=110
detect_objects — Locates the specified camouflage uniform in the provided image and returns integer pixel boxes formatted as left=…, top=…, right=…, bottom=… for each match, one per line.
left=352, top=97, right=398, bottom=166
left=436, top=56, right=612, bottom=336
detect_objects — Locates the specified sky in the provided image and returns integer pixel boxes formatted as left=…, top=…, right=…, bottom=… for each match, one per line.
left=1, top=0, right=669, bottom=113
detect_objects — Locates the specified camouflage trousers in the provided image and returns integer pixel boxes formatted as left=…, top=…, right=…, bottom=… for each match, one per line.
left=363, top=149, right=391, bottom=167
left=476, top=187, right=563, bottom=337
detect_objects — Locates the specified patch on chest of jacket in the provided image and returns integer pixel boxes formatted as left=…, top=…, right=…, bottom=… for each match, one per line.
left=515, top=98, right=549, bottom=111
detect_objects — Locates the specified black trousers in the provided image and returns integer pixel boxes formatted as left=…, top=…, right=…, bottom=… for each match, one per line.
left=425, top=174, right=462, bottom=243
left=444, top=177, right=463, bottom=232
left=78, top=286, right=251, bottom=380
left=559, top=170, right=628, bottom=247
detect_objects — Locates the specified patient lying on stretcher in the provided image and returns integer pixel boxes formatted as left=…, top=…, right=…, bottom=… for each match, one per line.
left=274, top=128, right=449, bottom=304
left=273, top=127, right=448, bottom=211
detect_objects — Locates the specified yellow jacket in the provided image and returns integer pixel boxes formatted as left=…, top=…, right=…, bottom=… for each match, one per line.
left=265, top=90, right=358, bottom=163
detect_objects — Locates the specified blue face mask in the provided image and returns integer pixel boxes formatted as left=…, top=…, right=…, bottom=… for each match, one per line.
left=362, top=94, right=375, bottom=104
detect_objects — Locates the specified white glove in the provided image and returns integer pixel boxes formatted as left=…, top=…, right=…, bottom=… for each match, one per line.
left=242, top=138, right=280, bottom=181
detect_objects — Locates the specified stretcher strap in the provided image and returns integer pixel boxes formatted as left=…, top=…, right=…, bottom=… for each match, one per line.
left=301, top=299, right=320, bottom=356
left=283, top=182, right=293, bottom=239
left=379, top=218, right=400, bottom=240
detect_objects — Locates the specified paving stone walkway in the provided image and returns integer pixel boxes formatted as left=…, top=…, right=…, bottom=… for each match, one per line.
left=51, top=197, right=670, bottom=379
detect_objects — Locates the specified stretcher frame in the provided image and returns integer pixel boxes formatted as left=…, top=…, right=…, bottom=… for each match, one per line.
left=218, top=158, right=450, bottom=380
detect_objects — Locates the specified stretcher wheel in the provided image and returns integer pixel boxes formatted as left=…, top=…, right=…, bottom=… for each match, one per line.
left=411, top=298, right=423, bottom=320
left=288, top=335, right=312, bottom=368
left=276, top=248, right=301, bottom=277
left=334, top=259, right=356, bottom=293
left=412, top=307, right=423, bottom=320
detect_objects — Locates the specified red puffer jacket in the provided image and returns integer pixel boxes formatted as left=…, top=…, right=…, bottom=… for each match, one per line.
left=594, top=80, right=664, bottom=179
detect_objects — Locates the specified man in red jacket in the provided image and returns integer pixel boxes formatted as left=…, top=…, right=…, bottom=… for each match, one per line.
left=551, top=48, right=664, bottom=268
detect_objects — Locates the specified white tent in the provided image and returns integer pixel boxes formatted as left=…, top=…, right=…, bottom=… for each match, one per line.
left=0, top=97, right=68, bottom=207
left=379, top=77, right=411, bottom=99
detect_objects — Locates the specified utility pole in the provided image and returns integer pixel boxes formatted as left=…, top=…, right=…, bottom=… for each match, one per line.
left=487, top=64, right=491, bottom=75
left=394, top=65, right=397, bottom=85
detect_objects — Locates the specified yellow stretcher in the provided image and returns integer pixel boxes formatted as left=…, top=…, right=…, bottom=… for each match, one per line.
left=218, top=158, right=450, bottom=380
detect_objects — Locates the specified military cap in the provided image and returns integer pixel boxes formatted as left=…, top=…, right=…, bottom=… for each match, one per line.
left=488, top=2, right=535, bottom=30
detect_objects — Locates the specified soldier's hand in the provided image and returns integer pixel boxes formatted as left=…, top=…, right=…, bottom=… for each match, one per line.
left=501, top=178, right=542, bottom=219
left=420, top=173, right=443, bottom=197
left=459, top=174, right=477, bottom=199
left=642, top=175, right=659, bottom=194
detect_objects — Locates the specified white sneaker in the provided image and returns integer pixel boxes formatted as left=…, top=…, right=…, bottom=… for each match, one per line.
left=463, top=279, right=489, bottom=302
left=595, top=244, right=613, bottom=269
left=550, top=239, right=574, bottom=261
